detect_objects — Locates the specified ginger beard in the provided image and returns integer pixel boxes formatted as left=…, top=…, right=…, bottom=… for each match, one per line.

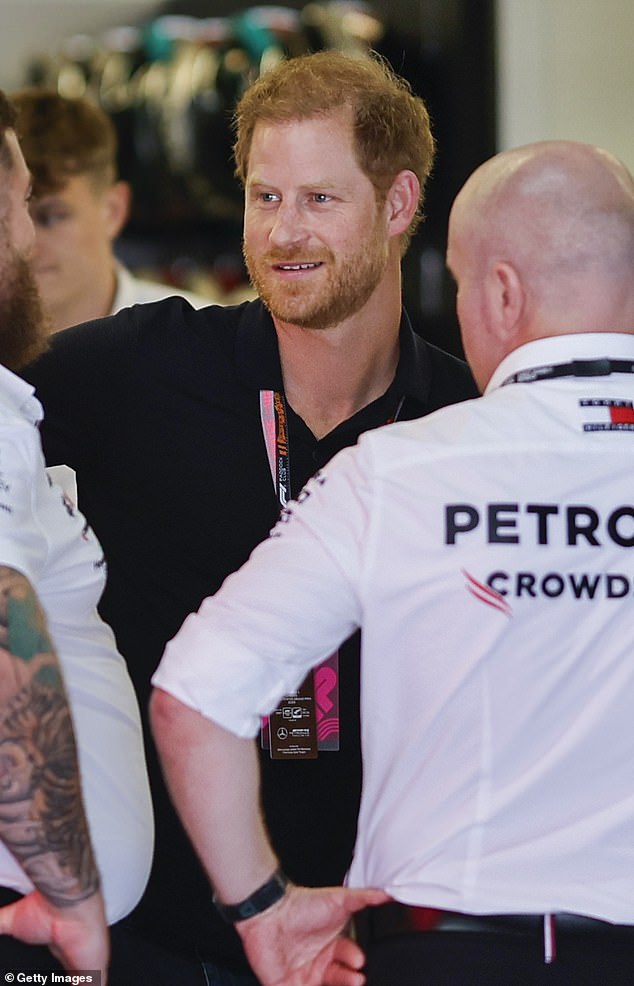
left=244, top=208, right=390, bottom=331
left=0, top=238, right=49, bottom=371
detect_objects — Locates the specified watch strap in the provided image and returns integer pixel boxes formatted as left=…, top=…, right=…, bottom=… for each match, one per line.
left=214, top=867, right=289, bottom=923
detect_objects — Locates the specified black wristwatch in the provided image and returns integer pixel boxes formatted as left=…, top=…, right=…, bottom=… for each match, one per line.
left=213, top=867, right=289, bottom=923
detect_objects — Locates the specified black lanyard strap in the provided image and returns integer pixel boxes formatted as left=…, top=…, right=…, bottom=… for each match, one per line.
left=502, top=358, right=634, bottom=387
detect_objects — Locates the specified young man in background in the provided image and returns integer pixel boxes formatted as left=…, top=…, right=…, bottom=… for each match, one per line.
left=12, top=87, right=214, bottom=334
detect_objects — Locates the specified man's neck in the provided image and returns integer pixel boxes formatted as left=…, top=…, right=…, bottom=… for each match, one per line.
left=275, top=305, right=401, bottom=440
left=49, top=270, right=117, bottom=335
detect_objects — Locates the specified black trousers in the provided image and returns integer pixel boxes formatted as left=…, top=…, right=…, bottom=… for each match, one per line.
left=362, top=926, right=634, bottom=986
left=108, top=924, right=259, bottom=986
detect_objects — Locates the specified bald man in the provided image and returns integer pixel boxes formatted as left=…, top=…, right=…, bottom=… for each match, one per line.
left=151, top=139, right=634, bottom=986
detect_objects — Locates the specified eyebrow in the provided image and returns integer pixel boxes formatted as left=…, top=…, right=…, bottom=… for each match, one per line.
left=246, top=177, right=349, bottom=197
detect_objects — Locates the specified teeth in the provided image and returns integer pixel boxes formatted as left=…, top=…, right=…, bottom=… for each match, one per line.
left=279, top=263, right=319, bottom=270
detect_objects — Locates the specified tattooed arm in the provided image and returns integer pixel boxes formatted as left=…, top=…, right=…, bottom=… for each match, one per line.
left=0, top=565, right=108, bottom=976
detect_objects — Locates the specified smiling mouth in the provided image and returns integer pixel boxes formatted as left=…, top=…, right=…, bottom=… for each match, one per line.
left=274, top=262, right=323, bottom=271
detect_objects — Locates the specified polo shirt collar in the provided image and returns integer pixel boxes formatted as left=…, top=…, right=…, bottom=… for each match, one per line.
left=235, top=301, right=284, bottom=392
left=0, top=362, right=43, bottom=426
left=235, top=298, right=431, bottom=402
left=392, top=308, right=432, bottom=405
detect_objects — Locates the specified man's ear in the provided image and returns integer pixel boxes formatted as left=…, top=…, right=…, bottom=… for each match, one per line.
left=103, top=180, right=131, bottom=241
left=486, top=260, right=525, bottom=343
left=385, top=170, right=420, bottom=238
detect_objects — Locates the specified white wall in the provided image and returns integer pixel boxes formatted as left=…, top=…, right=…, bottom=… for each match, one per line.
left=496, top=0, right=634, bottom=170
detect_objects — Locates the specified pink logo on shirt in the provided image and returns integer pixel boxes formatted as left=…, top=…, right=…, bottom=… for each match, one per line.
left=463, top=569, right=512, bottom=617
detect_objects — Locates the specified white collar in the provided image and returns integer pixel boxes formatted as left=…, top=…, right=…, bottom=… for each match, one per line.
left=0, top=362, right=42, bottom=426
left=486, top=334, right=634, bottom=394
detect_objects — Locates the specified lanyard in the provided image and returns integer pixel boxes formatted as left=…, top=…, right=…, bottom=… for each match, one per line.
left=260, top=389, right=405, bottom=506
left=501, top=358, right=634, bottom=387
left=259, top=387, right=405, bottom=758
left=260, top=390, right=291, bottom=506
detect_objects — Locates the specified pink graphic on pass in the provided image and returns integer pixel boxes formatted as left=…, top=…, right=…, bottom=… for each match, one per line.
left=260, top=652, right=340, bottom=751
left=315, top=652, right=340, bottom=750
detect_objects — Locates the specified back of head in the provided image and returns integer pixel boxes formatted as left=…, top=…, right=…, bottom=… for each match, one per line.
left=233, top=50, right=435, bottom=249
left=451, top=140, right=634, bottom=336
left=11, top=87, right=118, bottom=197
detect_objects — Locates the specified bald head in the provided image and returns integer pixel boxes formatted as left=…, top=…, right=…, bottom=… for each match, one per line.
left=447, top=140, right=634, bottom=387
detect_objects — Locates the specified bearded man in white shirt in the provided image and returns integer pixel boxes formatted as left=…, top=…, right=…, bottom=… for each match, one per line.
left=0, top=89, right=152, bottom=979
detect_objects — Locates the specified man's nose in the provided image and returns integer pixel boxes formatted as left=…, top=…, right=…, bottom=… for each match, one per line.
left=268, top=200, right=308, bottom=249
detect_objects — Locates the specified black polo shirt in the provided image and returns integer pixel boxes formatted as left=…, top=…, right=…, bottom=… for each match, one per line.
left=24, top=297, right=477, bottom=967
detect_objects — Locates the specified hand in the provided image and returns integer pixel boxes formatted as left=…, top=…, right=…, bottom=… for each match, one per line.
left=0, top=889, right=109, bottom=980
left=237, top=884, right=389, bottom=986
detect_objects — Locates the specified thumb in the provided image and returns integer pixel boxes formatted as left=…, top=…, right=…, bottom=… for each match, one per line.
left=343, top=887, right=390, bottom=916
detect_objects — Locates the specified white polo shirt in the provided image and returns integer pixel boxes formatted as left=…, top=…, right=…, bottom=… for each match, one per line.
left=0, top=365, right=153, bottom=923
left=155, top=332, right=634, bottom=924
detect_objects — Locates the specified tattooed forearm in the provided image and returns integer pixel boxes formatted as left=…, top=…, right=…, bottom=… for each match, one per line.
left=0, top=565, right=100, bottom=906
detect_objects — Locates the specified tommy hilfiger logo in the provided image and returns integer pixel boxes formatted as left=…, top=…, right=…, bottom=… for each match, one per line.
left=581, top=399, right=634, bottom=431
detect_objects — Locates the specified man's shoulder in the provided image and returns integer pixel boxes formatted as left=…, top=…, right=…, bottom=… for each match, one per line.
left=76, top=295, right=250, bottom=345
left=23, top=298, right=256, bottom=386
